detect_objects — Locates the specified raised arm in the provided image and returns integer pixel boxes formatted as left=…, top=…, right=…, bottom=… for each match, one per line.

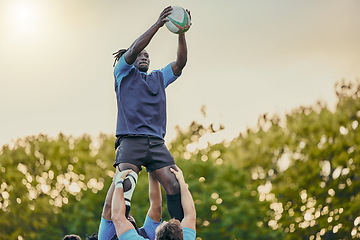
left=171, top=33, right=187, bottom=76
left=147, top=172, right=162, bottom=222
left=124, top=6, right=172, bottom=65
left=111, top=170, right=134, bottom=237
left=170, top=167, right=196, bottom=231
left=171, top=10, right=190, bottom=76
left=101, top=176, right=116, bottom=220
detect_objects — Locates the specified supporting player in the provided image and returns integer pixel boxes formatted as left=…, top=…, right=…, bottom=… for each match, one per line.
left=111, top=6, right=191, bottom=221
left=98, top=170, right=162, bottom=240
left=155, top=167, right=196, bottom=240
left=111, top=167, right=196, bottom=240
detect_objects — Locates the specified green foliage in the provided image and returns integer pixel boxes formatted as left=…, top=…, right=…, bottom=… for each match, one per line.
left=1, top=79, right=360, bottom=239
left=225, top=79, right=360, bottom=239
left=0, top=133, right=115, bottom=239
left=168, top=122, right=284, bottom=239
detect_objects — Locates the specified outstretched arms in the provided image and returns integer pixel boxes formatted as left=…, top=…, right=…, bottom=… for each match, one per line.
left=111, top=170, right=134, bottom=237
left=171, top=34, right=187, bottom=76
left=124, top=6, right=172, bottom=65
left=101, top=177, right=116, bottom=220
left=111, top=170, right=163, bottom=238
left=170, top=167, right=196, bottom=231
left=171, top=9, right=190, bottom=76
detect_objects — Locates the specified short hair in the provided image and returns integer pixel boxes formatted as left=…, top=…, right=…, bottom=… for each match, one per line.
left=85, top=233, right=98, bottom=240
left=112, top=49, right=127, bottom=67
left=156, top=218, right=183, bottom=240
left=63, top=234, right=81, bottom=240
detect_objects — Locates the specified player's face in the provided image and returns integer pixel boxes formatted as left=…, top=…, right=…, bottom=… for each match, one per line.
left=134, top=50, right=150, bottom=72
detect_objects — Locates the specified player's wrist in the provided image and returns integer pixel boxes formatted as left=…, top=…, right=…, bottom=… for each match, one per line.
left=153, top=22, right=162, bottom=30
left=179, top=180, right=187, bottom=187
left=115, top=178, right=124, bottom=189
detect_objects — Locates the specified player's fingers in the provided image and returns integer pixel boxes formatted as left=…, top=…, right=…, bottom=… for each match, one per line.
left=160, top=6, right=172, bottom=17
left=121, top=169, right=132, bottom=179
left=160, top=7, right=172, bottom=20
left=170, top=168, right=180, bottom=177
left=163, top=6, right=172, bottom=12
left=161, top=12, right=171, bottom=20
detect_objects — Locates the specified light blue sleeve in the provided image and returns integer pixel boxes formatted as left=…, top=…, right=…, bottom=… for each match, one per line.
left=119, top=229, right=146, bottom=240
left=160, top=62, right=180, bottom=88
left=141, top=214, right=162, bottom=240
left=114, top=54, right=134, bottom=86
left=98, top=216, right=116, bottom=240
left=183, top=227, right=196, bottom=240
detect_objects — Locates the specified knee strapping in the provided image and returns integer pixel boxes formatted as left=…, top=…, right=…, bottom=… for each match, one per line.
left=118, top=170, right=138, bottom=206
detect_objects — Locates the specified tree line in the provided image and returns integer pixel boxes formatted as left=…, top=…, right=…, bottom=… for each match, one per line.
left=0, top=80, right=359, bottom=239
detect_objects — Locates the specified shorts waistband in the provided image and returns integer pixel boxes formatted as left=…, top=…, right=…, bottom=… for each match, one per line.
left=117, top=134, right=163, bottom=140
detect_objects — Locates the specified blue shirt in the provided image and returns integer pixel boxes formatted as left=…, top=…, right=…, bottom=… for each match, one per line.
left=114, top=55, right=179, bottom=139
left=140, top=214, right=161, bottom=240
left=119, top=227, right=196, bottom=240
left=98, top=215, right=161, bottom=240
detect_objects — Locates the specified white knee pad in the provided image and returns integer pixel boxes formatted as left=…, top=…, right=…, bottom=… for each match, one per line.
left=116, top=170, right=138, bottom=207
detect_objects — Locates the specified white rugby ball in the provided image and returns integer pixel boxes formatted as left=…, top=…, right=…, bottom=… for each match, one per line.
left=165, top=6, right=191, bottom=34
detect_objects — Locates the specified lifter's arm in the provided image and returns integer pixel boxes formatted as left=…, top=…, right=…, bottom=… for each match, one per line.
left=101, top=180, right=115, bottom=220
left=170, top=167, right=196, bottom=231
left=111, top=170, right=134, bottom=237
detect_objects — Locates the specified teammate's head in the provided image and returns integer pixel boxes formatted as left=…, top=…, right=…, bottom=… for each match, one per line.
left=85, top=233, right=98, bottom=240
left=63, top=234, right=81, bottom=240
left=134, top=50, right=150, bottom=73
left=155, top=218, right=183, bottom=240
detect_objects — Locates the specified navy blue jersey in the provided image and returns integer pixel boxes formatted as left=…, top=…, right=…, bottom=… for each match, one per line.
left=114, top=55, right=179, bottom=139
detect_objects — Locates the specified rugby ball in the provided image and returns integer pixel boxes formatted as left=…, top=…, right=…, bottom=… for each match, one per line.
left=165, top=6, right=191, bottom=34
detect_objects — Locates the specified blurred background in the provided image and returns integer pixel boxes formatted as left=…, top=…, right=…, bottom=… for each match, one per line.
left=1, top=0, right=360, bottom=239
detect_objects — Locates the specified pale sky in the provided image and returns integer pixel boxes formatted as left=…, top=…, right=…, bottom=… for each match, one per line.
left=1, top=0, right=360, bottom=147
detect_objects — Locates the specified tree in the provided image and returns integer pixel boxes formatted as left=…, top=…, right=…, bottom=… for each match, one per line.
left=1, top=79, right=359, bottom=239
left=168, top=122, right=284, bottom=239
left=0, top=133, right=115, bottom=239
left=225, top=80, right=360, bottom=239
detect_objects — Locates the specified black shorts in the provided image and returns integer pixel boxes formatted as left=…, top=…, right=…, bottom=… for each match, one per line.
left=114, top=135, right=175, bottom=172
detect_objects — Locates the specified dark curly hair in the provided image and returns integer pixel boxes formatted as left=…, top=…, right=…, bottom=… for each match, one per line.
left=112, top=49, right=127, bottom=67
left=155, top=218, right=183, bottom=240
